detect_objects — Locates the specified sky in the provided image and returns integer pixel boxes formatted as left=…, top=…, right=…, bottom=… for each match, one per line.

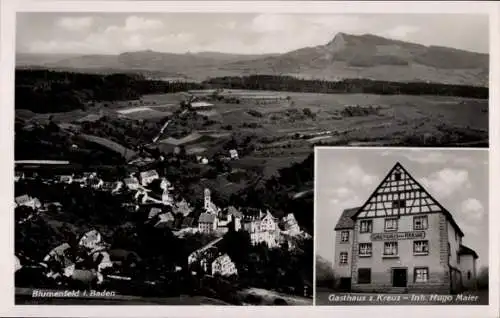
left=16, top=13, right=489, bottom=55
left=315, top=148, right=489, bottom=270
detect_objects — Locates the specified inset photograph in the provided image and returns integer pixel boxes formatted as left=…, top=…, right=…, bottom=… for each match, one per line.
left=315, top=147, right=489, bottom=305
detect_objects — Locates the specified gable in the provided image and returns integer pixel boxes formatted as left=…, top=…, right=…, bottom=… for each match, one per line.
left=354, top=162, right=443, bottom=219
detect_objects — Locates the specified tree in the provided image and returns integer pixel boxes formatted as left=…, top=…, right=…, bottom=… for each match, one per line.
left=477, top=266, right=488, bottom=290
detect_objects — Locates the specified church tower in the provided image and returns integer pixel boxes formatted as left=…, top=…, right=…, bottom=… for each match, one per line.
left=204, top=188, right=211, bottom=211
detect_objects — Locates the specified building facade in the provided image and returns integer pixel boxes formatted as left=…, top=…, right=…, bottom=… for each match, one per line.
left=211, top=254, right=238, bottom=277
left=332, top=162, right=478, bottom=294
left=242, top=210, right=280, bottom=248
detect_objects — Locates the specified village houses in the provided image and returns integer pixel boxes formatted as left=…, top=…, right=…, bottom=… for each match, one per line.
left=15, top=194, right=42, bottom=210
left=211, top=253, right=238, bottom=277
left=59, top=175, right=73, bottom=184
left=282, top=213, right=301, bottom=235
left=139, top=170, right=159, bottom=187
left=123, top=177, right=140, bottom=191
left=242, top=210, right=280, bottom=248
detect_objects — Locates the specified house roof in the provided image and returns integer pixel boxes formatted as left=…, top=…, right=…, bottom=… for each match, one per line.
left=140, top=170, right=159, bottom=179
left=191, top=101, right=213, bottom=108
left=227, top=206, right=243, bottom=218
left=334, top=207, right=360, bottom=230
left=102, top=181, right=115, bottom=189
left=124, top=177, right=139, bottom=185
left=261, top=210, right=277, bottom=221
left=350, top=162, right=465, bottom=237
left=182, top=216, right=195, bottom=227
left=156, top=212, right=175, bottom=223
left=199, top=213, right=216, bottom=223
left=15, top=195, right=31, bottom=205
left=458, top=244, right=478, bottom=259
left=148, top=207, right=163, bottom=219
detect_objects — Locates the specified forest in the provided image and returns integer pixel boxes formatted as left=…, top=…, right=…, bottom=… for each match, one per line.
left=15, top=69, right=488, bottom=114
left=203, top=75, right=488, bottom=99
left=15, top=69, right=204, bottom=113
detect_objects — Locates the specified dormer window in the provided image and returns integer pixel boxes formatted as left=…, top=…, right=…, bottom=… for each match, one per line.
left=394, top=172, right=402, bottom=181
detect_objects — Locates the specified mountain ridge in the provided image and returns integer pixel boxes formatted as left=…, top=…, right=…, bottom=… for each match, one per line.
left=16, top=32, right=489, bottom=86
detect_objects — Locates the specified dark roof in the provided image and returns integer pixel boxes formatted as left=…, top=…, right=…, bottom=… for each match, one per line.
left=199, top=213, right=216, bottom=223
left=140, top=170, right=159, bottom=179
left=227, top=206, right=243, bottom=218
left=124, top=177, right=139, bottom=185
left=15, top=195, right=31, bottom=205
left=334, top=207, right=360, bottom=230
left=182, top=217, right=195, bottom=227
left=458, top=245, right=478, bottom=259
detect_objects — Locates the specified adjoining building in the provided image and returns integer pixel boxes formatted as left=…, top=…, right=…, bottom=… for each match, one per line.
left=332, top=162, right=478, bottom=294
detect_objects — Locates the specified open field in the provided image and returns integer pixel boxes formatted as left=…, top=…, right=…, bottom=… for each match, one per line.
left=16, top=90, right=488, bottom=191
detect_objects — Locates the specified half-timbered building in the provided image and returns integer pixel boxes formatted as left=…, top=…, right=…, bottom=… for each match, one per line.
left=332, top=162, right=478, bottom=293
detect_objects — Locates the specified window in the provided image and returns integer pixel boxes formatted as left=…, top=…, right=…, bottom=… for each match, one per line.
left=385, top=218, right=398, bottom=231
left=392, top=199, right=406, bottom=208
left=394, top=172, right=401, bottom=181
left=359, top=243, right=372, bottom=257
left=360, top=220, right=373, bottom=233
left=358, top=268, right=371, bottom=284
left=448, top=242, right=451, bottom=257
left=467, top=271, right=471, bottom=280
left=414, top=267, right=429, bottom=283
left=339, top=252, right=348, bottom=265
left=384, top=242, right=398, bottom=256
left=341, top=231, right=350, bottom=243
left=413, top=240, right=429, bottom=255
left=413, top=215, right=428, bottom=230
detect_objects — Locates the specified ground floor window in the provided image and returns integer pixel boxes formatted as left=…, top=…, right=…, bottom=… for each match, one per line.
left=358, top=243, right=372, bottom=257
left=358, top=268, right=371, bottom=284
left=414, top=267, right=429, bottom=283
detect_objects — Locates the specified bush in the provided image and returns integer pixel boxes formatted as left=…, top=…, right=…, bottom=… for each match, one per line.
left=477, top=266, right=488, bottom=290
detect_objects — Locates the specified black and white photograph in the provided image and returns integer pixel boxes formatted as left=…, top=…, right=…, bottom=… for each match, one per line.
left=2, top=0, right=495, bottom=313
left=315, top=147, right=489, bottom=305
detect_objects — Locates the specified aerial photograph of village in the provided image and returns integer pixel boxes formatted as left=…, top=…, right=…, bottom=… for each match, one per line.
left=13, top=12, right=488, bottom=305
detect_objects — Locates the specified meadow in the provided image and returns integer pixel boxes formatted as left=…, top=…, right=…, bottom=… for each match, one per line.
left=16, top=89, right=488, bottom=199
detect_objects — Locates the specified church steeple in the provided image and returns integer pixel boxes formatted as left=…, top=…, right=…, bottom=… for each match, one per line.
left=204, top=188, right=211, bottom=211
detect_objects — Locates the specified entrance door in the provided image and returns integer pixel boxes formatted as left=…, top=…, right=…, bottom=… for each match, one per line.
left=392, top=268, right=408, bottom=287
left=339, top=278, right=351, bottom=291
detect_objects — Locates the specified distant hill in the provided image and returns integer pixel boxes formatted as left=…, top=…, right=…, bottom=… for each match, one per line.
left=16, top=33, right=489, bottom=86
left=220, top=33, right=489, bottom=86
